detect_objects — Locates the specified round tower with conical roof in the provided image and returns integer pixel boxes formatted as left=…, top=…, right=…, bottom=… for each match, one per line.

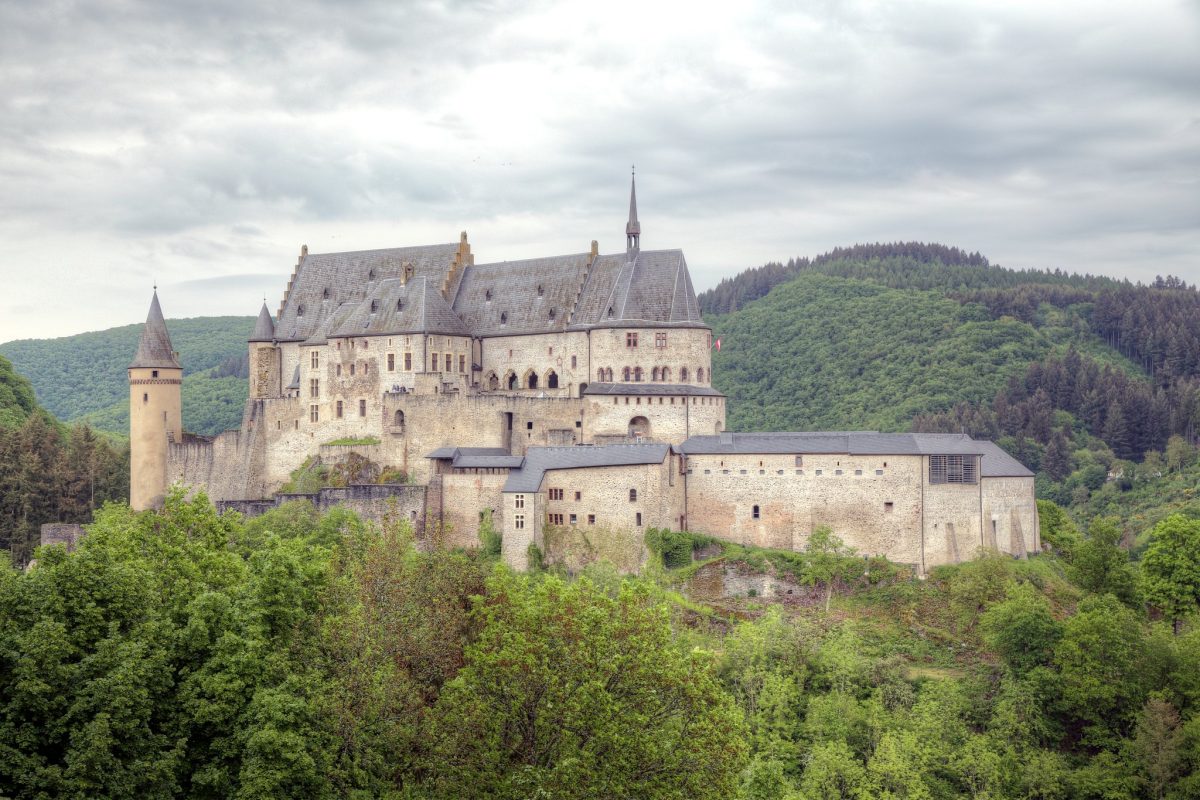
left=128, top=289, right=182, bottom=510
left=248, top=301, right=280, bottom=399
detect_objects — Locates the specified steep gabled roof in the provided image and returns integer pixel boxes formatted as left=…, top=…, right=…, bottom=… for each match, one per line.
left=333, top=277, right=470, bottom=338
left=276, top=243, right=460, bottom=341
left=129, top=290, right=181, bottom=369
left=453, top=253, right=591, bottom=336
left=569, top=249, right=704, bottom=329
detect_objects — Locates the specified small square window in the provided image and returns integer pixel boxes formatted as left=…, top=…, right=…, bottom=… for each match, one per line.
left=884, top=502, right=894, bottom=512
left=815, top=469, right=823, bottom=476
left=875, top=469, right=884, bottom=476
left=752, top=504, right=761, bottom=519
left=527, top=421, right=533, bottom=430
left=704, top=469, right=711, bottom=475
left=151, top=369, right=158, bottom=378
left=574, top=491, right=581, bottom=501
left=776, top=469, right=784, bottom=475
left=854, top=469, right=862, bottom=476
left=569, top=514, right=577, bottom=525
left=835, top=469, right=843, bottom=476
left=739, top=469, right=747, bottom=475
left=587, top=514, right=595, bottom=525
left=795, top=469, right=802, bottom=475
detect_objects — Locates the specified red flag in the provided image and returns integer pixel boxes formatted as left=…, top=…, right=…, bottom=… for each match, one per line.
left=714, top=338, right=722, bottom=352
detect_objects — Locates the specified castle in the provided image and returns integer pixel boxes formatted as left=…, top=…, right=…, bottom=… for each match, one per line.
left=129, top=176, right=1038, bottom=572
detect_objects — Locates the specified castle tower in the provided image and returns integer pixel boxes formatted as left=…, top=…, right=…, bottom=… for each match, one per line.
left=248, top=301, right=280, bottom=399
left=128, top=289, right=182, bottom=510
left=625, top=169, right=640, bottom=257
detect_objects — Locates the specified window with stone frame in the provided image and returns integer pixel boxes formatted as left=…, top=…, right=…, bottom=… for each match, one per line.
left=359, top=399, right=366, bottom=417
left=626, top=332, right=638, bottom=348
left=405, top=352, right=412, bottom=370
left=311, top=351, right=319, bottom=369
left=514, top=515, right=524, bottom=529
left=629, top=488, right=637, bottom=502
left=549, top=513, right=564, bottom=526
left=387, top=353, right=395, bottom=371
left=310, top=378, right=319, bottom=398
left=655, top=332, right=667, bottom=348
left=514, top=494, right=525, bottom=509
left=549, top=488, right=564, bottom=501
left=336, top=400, right=343, bottom=418
left=310, top=404, right=319, bottom=422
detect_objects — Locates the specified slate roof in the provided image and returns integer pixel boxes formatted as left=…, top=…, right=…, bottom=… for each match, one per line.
left=130, top=291, right=181, bottom=369
left=426, top=446, right=512, bottom=460
left=249, top=302, right=275, bottom=342
left=453, top=253, right=591, bottom=336
left=680, top=432, right=1010, bottom=459
left=583, top=382, right=724, bottom=397
left=333, top=276, right=470, bottom=338
left=975, top=440, right=1036, bottom=478
left=503, top=444, right=671, bottom=492
left=275, top=244, right=460, bottom=341
left=569, top=250, right=704, bottom=329
left=286, top=364, right=300, bottom=390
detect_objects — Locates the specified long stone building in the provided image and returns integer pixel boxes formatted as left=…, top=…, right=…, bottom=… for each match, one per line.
left=129, top=176, right=1038, bottom=573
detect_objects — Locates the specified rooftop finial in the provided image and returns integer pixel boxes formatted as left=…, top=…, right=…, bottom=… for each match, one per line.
left=626, top=168, right=640, bottom=257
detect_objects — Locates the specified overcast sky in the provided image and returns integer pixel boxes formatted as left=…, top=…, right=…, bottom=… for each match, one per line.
left=1, top=0, right=1197, bottom=343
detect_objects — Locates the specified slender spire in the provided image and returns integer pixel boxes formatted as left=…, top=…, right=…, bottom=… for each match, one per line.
left=129, top=289, right=181, bottom=369
left=625, top=166, right=640, bottom=256
left=249, top=301, right=276, bottom=342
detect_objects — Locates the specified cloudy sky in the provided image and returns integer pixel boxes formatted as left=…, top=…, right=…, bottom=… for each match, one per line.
left=1, top=0, right=1197, bottom=342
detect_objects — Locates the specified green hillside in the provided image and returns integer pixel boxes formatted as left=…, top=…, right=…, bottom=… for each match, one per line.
left=0, top=354, right=41, bottom=429
left=0, top=316, right=254, bottom=436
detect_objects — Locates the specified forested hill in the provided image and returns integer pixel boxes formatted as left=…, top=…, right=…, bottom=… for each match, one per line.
left=708, top=247, right=1200, bottom=529
left=698, top=241, right=1122, bottom=315
left=0, top=316, right=254, bottom=437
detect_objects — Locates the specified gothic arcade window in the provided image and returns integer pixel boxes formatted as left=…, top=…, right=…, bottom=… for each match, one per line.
left=623, top=367, right=631, bottom=381
left=697, top=367, right=705, bottom=383
left=662, top=366, right=671, bottom=381
left=681, top=367, right=689, bottom=382
left=547, top=370, right=558, bottom=389
left=928, top=455, right=977, bottom=485
left=634, top=367, right=643, bottom=381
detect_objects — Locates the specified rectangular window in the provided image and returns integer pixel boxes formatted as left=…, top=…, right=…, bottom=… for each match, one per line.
left=629, top=488, right=637, bottom=502
left=336, top=364, right=342, bottom=376
left=571, top=355, right=577, bottom=368
left=549, top=488, right=564, bottom=501
left=626, top=332, right=638, bottom=348
left=635, top=512, right=642, bottom=526
left=929, top=455, right=977, bottom=485
left=515, top=515, right=524, bottom=530
left=459, top=354, right=466, bottom=373
left=885, top=502, right=894, bottom=512
left=549, top=513, right=564, bottom=525
left=574, top=491, right=581, bottom=501
left=310, top=404, right=319, bottom=422
left=336, top=400, right=343, bottom=418
left=350, top=363, right=356, bottom=376
left=359, top=399, right=366, bottom=417
left=875, top=469, right=884, bottom=475
left=569, top=514, right=577, bottom=525
left=752, top=505, right=761, bottom=519
left=514, top=494, right=525, bottom=509
left=655, top=332, right=667, bottom=348
left=445, top=353, right=452, bottom=371
left=854, top=469, right=863, bottom=476
left=310, top=378, right=319, bottom=398
left=311, top=351, right=319, bottom=369
left=815, top=469, right=823, bottom=476
left=387, top=353, right=395, bottom=371
left=151, top=370, right=158, bottom=378
left=404, top=352, right=412, bottom=370
left=835, top=469, right=843, bottom=476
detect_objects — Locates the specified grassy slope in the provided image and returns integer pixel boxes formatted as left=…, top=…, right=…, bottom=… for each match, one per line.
left=0, top=316, right=254, bottom=436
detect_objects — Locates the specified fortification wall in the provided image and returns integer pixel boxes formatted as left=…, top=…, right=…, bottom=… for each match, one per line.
left=438, top=471, right=508, bottom=549
left=585, top=393, right=724, bottom=441
left=217, top=483, right=427, bottom=530
left=923, top=476, right=986, bottom=566
left=480, top=332, right=588, bottom=394
left=684, top=453, right=924, bottom=560
left=982, top=476, right=1039, bottom=557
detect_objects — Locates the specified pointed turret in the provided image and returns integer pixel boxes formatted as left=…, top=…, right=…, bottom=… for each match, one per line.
left=129, top=290, right=181, bottom=369
left=128, top=289, right=183, bottom=511
left=625, top=169, right=640, bottom=256
left=249, top=301, right=276, bottom=342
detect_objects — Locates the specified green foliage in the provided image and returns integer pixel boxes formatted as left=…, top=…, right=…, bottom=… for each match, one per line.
left=477, top=509, right=501, bottom=559
left=1037, top=499, right=1082, bottom=558
left=644, top=527, right=719, bottom=569
left=711, top=273, right=1047, bottom=432
left=279, top=457, right=332, bottom=494
left=0, top=353, right=40, bottom=429
left=980, top=582, right=1062, bottom=674
left=1070, top=517, right=1139, bottom=605
left=0, top=316, right=254, bottom=435
left=427, top=572, right=748, bottom=799
left=322, top=436, right=381, bottom=446
left=1140, top=514, right=1200, bottom=629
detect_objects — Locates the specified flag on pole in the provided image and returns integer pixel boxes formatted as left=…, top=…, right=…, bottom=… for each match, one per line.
left=714, top=338, right=722, bottom=352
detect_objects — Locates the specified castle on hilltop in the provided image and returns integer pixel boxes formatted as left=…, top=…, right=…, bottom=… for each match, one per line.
left=129, top=176, right=1038, bottom=572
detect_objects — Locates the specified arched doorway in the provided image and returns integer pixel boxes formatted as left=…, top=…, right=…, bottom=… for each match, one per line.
left=394, top=409, right=405, bottom=432
left=629, top=416, right=650, bottom=440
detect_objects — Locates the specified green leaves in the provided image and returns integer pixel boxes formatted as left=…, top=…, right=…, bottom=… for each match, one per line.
left=1140, top=515, right=1200, bottom=630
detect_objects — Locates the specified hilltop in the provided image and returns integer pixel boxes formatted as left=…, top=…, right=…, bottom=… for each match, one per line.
left=0, top=316, right=255, bottom=436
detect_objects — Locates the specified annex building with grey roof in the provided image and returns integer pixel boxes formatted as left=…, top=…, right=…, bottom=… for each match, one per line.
left=131, top=175, right=1037, bottom=575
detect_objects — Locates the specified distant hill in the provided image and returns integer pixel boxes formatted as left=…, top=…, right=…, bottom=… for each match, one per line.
left=0, top=316, right=254, bottom=436
left=0, top=353, right=45, bottom=429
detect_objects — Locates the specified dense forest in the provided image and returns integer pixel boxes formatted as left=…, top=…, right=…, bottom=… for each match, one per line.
left=0, top=355, right=128, bottom=564
left=0, top=316, right=254, bottom=436
left=2, top=494, right=1199, bottom=799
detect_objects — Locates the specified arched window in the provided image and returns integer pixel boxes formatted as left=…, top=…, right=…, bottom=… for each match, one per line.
left=546, top=370, right=559, bottom=389
left=487, top=372, right=500, bottom=391
left=500, top=312, right=508, bottom=325
left=629, top=488, right=638, bottom=502
left=623, top=366, right=631, bottom=381
left=680, top=367, right=689, bottom=382
left=629, top=416, right=650, bottom=439
left=394, top=409, right=405, bottom=428
left=752, top=504, right=760, bottom=519
left=527, top=371, right=539, bottom=389
left=634, top=367, right=643, bottom=382
left=697, top=367, right=705, bottom=383
left=485, top=289, right=493, bottom=301
left=651, top=367, right=660, bottom=381
left=662, top=366, right=671, bottom=382
left=548, top=308, right=556, bottom=321
left=507, top=372, right=518, bottom=390
left=607, top=306, right=614, bottom=318
left=368, top=269, right=376, bottom=281
left=537, top=284, right=544, bottom=297
left=297, top=304, right=305, bottom=317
